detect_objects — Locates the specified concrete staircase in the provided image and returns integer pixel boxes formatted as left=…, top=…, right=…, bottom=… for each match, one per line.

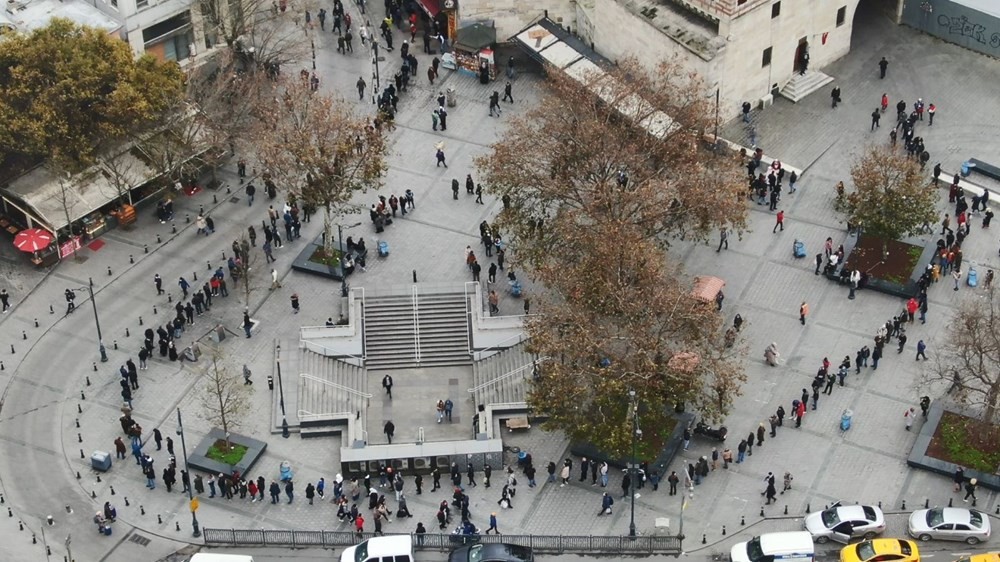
left=364, top=290, right=471, bottom=370
left=296, top=349, right=371, bottom=442
left=779, top=70, right=834, bottom=103
left=470, top=342, right=535, bottom=408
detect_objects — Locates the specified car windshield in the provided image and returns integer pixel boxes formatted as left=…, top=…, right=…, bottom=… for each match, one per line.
left=969, top=511, right=984, bottom=528
left=926, top=509, right=945, bottom=527
left=354, top=540, right=369, bottom=562
left=856, top=542, right=876, bottom=561
left=822, top=509, right=842, bottom=527
left=747, top=537, right=765, bottom=562
left=468, top=545, right=484, bottom=562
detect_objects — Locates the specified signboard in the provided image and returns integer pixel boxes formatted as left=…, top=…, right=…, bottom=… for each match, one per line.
left=59, top=237, right=81, bottom=259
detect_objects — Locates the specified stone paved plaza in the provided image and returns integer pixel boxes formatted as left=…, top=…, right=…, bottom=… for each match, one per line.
left=1, top=4, right=1000, bottom=561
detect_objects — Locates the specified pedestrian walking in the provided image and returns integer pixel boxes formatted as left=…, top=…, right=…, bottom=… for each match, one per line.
left=916, top=339, right=928, bottom=360
left=306, top=482, right=315, bottom=505
left=773, top=210, right=784, bottom=233
left=781, top=472, right=793, bottom=493
left=384, top=420, right=395, bottom=444
left=667, top=471, right=679, bottom=495
left=878, top=56, right=889, bottom=79
left=382, top=374, right=393, bottom=399
left=243, top=364, right=253, bottom=385
left=486, top=512, right=499, bottom=533
left=799, top=301, right=809, bottom=325
left=435, top=147, right=447, bottom=167
left=871, top=109, right=881, bottom=131
left=964, top=478, right=978, bottom=502
left=953, top=466, right=965, bottom=492
left=831, top=86, right=841, bottom=108
left=290, top=293, right=299, bottom=314
left=904, top=407, right=916, bottom=431
left=153, top=275, right=163, bottom=295
left=717, top=227, right=729, bottom=252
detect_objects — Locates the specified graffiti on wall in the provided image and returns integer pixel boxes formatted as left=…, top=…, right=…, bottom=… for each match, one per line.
left=936, top=13, right=1000, bottom=49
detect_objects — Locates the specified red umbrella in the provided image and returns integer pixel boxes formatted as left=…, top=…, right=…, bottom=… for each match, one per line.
left=13, top=228, right=54, bottom=252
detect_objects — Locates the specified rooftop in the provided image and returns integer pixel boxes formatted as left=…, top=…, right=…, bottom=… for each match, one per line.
left=623, top=0, right=726, bottom=61
left=3, top=0, right=121, bottom=34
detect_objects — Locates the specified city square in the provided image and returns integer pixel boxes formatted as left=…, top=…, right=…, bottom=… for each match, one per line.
left=1, top=0, right=1000, bottom=561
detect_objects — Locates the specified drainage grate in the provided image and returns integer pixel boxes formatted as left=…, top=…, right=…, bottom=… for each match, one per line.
left=229, top=197, right=241, bottom=204
left=129, top=533, right=151, bottom=547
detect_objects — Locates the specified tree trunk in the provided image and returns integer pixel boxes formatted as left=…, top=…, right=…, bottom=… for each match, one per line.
left=323, top=202, right=335, bottom=255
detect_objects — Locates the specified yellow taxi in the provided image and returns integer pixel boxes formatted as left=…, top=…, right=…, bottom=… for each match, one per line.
left=840, top=539, right=919, bottom=562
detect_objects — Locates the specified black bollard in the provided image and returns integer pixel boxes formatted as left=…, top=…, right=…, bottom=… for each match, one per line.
left=1, top=362, right=4, bottom=371
left=413, top=270, right=417, bottom=283
left=113, top=340, right=118, bottom=350
left=110, top=486, right=115, bottom=496
left=140, top=505, right=145, bottom=515
left=47, top=515, right=53, bottom=526
left=222, top=251, right=226, bottom=260
left=171, top=223, right=176, bottom=234
left=949, top=498, right=954, bottom=507
left=901, top=500, right=906, bottom=510
left=76, top=472, right=80, bottom=480
left=108, top=267, right=112, bottom=276
left=144, top=244, right=148, bottom=254
left=193, top=272, right=197, bottom=281
left=92, top=362, right=97, bottom=372
left=207, top=261, right=211, bottom=270
left=96, top=475, right=100, bottom=483
left=741, top=515, right=745, bottom=526
left=10, top=345, right=13, bottom=354
left=878, top=501, right=882, bottom=508
left=153, top=306, right=157, bottom=314
left=18, top=520, right=22, bottom=530
left=77, top=404, right=82, bottom=414
left=157, top=234, right=162, bottom=243
left=760, top=506, right=765, bottom=517
left=7, top=507, right=10, bottom=517
left=702, top=534, right=707, bottom=544
left=125, top=328, right=130, bottom=338
left=78, top=433, right=82, bottom=443
left=91, top=491, right=96, bottom=499
left=75, top=419, right=79, bottom=428
left=34, top=318, right=38, bottom=328
left=32, top=534, right=36, bottom=544
left=124, top=497, right=129, bottom=506
left=22, top=331, right=25, bottom=340
left=80, top=391, right=85, bottom=400
left=157, top=514, right=162, bottom=524
left=784, top=505, right=789, bottom=514
left=806, top=503, right=810, bottom=513
left=139, top=316, right=143, bottom=325
left=973, top=498, right=977, bottom=507
left=79, top=449, right=84, bottom=459
left=213, top=194, right=218, bottom=203
left=1, top=495, right=4, bottom=503
left=50, top=304, right=54, bottom=314
left=167, top=293, right=172, bottom=303
left=176, top=521, right=181, bottom=531
left=130, top=254, right=134, bottom=264
left=47, top=546, right=51, bottom=555
left=185, top=214, right=190, bottom=224
left=925, top=498, right=929, bottom=508
left=722, top=525, right=726, bottom=536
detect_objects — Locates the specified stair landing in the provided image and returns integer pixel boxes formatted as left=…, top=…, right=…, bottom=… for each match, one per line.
left=779, top=70, right=834, bottom=103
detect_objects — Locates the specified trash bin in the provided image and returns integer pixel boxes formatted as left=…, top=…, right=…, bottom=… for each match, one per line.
left=962, top=161, right=973, bottom=177
left=212, top=324, right=226, bottom=343
left=840, top=409, right=853, bottom=431
left=91, top=451, right=112, bottom=472
left=446, top=88, right=456, bottom=107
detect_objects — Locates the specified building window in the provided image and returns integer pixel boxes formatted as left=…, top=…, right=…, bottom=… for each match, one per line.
left=837, top=6, right=846, bottom=26
left=771, top=2, right=781, bottom=18
left=738, top=0, right=747, bottom=4
left=137, top=0, right=149, bottom=8
left=761, top=47, right=772, bottom=68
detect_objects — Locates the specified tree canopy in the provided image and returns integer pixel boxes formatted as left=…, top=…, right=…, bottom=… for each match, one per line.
left=844, top=146, right=938, bottom=244
left=476, top=60, right=747, bottom=456
left=252, top=78, right=387, bottom=251
left=0, top=19, right=185, bottom=172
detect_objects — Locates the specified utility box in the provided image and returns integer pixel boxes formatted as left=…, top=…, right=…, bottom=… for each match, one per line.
left=446, top=88, right=456, bottom=107
left=212, top=324, right=226, bottom=343
left=91, top=451, right=112, bottom=472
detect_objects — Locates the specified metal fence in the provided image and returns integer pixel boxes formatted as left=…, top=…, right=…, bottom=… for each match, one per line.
left=202, top=528, right=683, bottom=554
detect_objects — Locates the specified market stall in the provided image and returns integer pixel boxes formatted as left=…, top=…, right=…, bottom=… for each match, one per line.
left=451, top=20, right=497, bottom=81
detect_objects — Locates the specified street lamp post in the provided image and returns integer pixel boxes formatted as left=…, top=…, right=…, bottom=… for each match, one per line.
left=277, top=343, right=288, bottom=438
left=175, top=408, right=201, bottom=537
left=628, top=388, right=641, bottom=537
left=370, top=39, right=382, bottom=105
left=337, top=222, right=363, bottom=298
left=75, top=278, right=108, bottom=362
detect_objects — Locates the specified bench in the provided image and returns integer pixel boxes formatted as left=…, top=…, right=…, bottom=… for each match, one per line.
left=505, top=416, right=531, bottom=432
left=969, top=159, right=1000, bottom=182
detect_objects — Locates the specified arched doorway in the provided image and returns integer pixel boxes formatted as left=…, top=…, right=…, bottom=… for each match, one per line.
left=793, top=37, right=808, bottom=73
left=851, top=0, right=904, bottom=50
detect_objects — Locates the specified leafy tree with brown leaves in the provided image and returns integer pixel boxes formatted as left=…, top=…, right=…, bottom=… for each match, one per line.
left=844, top=146, right=938, bottom=254
left=925, top=287, right=1000, bottom=424
left=0, top=19, right=184, bottom=172
left=525, top=222, right=746, bottom=458
left=475, top=58, right=747, bottom=270
left=253, top=78, right=387, bottom=254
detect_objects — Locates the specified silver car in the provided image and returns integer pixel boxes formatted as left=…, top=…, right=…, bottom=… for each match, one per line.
left=907, top=508, right=992, bottom=544
left=804, top=505, right=886, bottom=544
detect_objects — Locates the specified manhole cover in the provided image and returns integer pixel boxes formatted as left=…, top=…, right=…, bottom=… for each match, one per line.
left=129, top=533, right=151, bottom=546
left=229, top=197, right=241, bottom=204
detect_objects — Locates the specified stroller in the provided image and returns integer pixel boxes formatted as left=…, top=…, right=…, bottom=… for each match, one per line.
left=279, top=460, right=294, bottom=482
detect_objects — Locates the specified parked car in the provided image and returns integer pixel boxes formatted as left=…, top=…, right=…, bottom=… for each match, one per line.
left=449, top=543, right=534, bottom=562
left=840, top=539, right=919, bottom=562
left=908, top=508, right=991, bottom=544
left=952, top=552, right=1000, bottom=562
left=804, top=504, right=886, bottom=544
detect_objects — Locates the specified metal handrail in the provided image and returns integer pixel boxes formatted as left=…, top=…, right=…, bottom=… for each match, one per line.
left=412, top=285, right=421, bottom=364
left=300, top=374, right=373, bottom=398
left=473, top=331, right=528, bottom=359
left=301, top=340, right=366, bottom=366
left=468, top=357, right=547, bottom=393
left=356, top=287, right=366, bottom=360
left=465, top=281, right=478, bottom=354
left=298, top=409, right=354, bottom=421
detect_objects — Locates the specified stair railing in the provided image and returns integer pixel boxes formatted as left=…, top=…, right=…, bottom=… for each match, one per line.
left=300, top=373, right=373, bottom=398
left=467, top=357, right=548, bottom=394
left=412, top=285, right=421, bottom=364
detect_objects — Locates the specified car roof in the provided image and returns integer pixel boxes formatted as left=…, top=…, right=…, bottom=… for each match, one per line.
left=360, top=535, right=413, bottom=555
left=939, top=507, right=978, bottom=524
left=867, top=538, right=915, bottom=555
left=837, top=505, right=872, bottom=519
left=967, top=553, right=1000, bottom=562
left=476, top=543, right=528, bottom=556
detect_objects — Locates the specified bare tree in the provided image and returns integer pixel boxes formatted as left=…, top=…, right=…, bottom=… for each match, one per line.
left=232, top=235, right=260, bottom=309
left=200, top=0, right=313, bottom=73
left=925, top=287, right=1000, bottom=424
left=201, top=356, right=252, bottom=451
left=99, top=146, right=141, bottom=208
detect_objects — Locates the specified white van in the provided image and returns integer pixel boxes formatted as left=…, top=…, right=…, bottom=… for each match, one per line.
left=190, top=555, right=255, bottom=562
left=340, top=535, right=414, bottom=562
left=731, top=531, right=815, bottom=562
